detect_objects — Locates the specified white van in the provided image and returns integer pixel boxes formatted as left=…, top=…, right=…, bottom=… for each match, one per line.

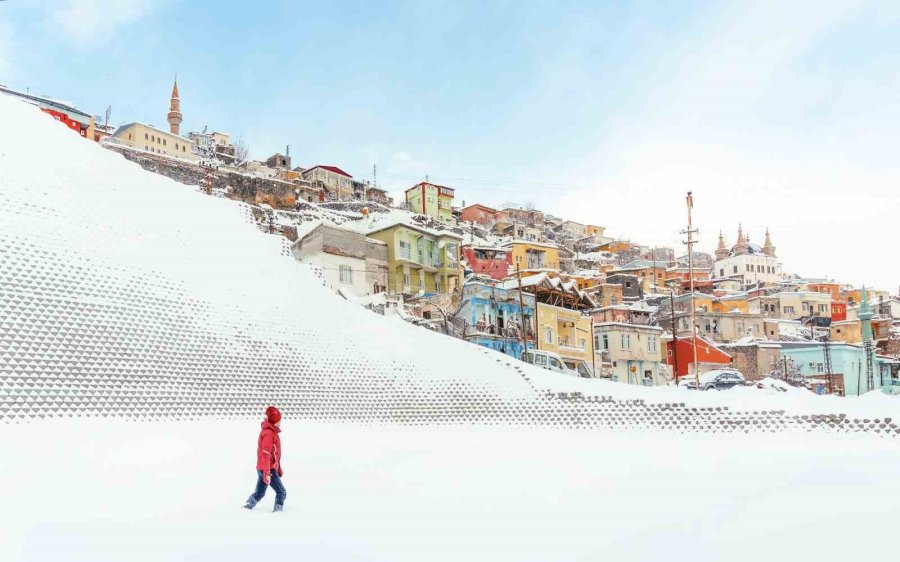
left=524, top=350, right=578, bottom=377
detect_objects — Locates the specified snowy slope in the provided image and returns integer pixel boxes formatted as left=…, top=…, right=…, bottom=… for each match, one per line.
left=2, top=94, right=900, bottom=432
left=4, top=92, right=900, bottom=562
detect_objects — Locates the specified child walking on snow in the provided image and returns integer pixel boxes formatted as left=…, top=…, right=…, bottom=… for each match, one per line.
left=244, top=405, right=287, bottom=512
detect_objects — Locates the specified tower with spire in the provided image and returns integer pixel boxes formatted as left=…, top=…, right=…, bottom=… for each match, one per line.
left=763, top=228, right=776, bottom=257
left=167, top=76, right=182, bottom=136
left=733, top=223, right=749, bottom=256
left=715, top=231, right=729, bottom=261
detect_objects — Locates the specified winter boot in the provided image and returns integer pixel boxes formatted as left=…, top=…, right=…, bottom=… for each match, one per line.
left=243, top=496, right=258, bottom=510
left=273, top=503, right=284, bottom=513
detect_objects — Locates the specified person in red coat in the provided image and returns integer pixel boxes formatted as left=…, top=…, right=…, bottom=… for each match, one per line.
left=243, top=405, right=287, bottom=512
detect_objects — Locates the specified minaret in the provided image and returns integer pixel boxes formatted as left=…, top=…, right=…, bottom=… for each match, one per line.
left=763, top=228, right=776, bottom=257
left=167, top=76, right=182, bottom=136
left=859, top=286, right=877, bottom=391
left=715, top=230, right=729, bottom=260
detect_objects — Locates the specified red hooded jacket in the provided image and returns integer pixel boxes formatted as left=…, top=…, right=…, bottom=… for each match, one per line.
left=256, top=420, right=282, bottom=472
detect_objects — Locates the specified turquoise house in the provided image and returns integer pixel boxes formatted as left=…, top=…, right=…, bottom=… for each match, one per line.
left=459, top=280, right=536, bottom=359
left=778, top=342, right=899, bottom=396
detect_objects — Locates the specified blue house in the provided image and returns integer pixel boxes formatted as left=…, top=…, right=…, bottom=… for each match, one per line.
left=778, top=342, right=899, bottom=396
left=459, top=280, right=536, bottom=359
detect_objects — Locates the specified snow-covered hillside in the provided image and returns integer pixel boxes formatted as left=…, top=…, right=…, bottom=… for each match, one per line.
left=2, top=94, right=900, bottom=430
left=3, top=90, right=900, bottom=562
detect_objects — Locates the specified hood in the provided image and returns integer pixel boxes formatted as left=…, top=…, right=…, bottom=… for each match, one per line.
left=260, top=420, right=281, bottom=433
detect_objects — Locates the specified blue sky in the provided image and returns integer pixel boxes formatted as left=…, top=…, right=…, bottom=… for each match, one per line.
left=2, top=1, right=900, bottom=289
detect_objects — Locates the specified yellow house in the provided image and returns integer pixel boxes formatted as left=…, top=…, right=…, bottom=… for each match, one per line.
left=111, top=122, right=198, bottom=161
left=711, top=293, right=750, bottom=313
left=585, top=224, right=605, bottom=237
left=831, top=317, right=892, bottom=343
left=366, top=222, right=462, bottom=294
left=509, top=273, right=595, bottom=371
left=537, top=302, right=595, bottom=369
left=405, top=182, right=455, bottom=223
left=503, top=241, right=560, bottom=272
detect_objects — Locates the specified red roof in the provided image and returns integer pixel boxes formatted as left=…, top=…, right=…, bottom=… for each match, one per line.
left=307, top=165, right=352, bottom=178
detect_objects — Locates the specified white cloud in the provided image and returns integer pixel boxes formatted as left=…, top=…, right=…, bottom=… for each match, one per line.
left=551, top=1, right=900, bottom=291
left=49, top=0, right=155, bottom=47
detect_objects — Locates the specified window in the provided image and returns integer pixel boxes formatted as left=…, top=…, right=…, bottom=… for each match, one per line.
left=151, top=135, right=155, bottom=142
left=602, top=334, right=609, bottom=350
left=648, top=336, right=657, bottom=353
left=611, top=296, right=618, bottom=305
left=128, top=133, right=132, bottom=140
left=579, top=338, right=586, bottom=351
left=620, top=333, right=632, bottom=350
left=818, top=304, right=828, bottom=313
left=182, top=146, right=186, bottom=152
left=175, top=143, right=179, bottom=150
left=720, top=269, right=724, bottom=277
left=534, top=354, right=547, bottom=366
left=594, top=333, right=601, bottom=350
left=163, top=139, right=167, bottom=146
left=145, top=133, right=148, bottom=140
left=733, top=266, right=738, bottom=274
left=402, top=273, right=410, bottom=287
left=549, top=357, right=562, bottom=369
left=544, top=327, right=553, bottom=344
left=784, top=306, right=795, bottom=315
left=339, top=265, right=352, bottom=284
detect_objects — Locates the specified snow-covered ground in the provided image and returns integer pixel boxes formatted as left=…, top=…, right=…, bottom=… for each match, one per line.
left=1, top=420, right=899, bottom=561
left=3, top=92, right=900, bottom=561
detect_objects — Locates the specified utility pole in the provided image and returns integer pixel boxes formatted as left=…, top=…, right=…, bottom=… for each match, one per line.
left=823, top=335, right=834, bottom=394
left=670, top=292, right=679, bottom=386
left=516, top=264, right=529, bottom=360
left=681, top=192, right=700, bottom=389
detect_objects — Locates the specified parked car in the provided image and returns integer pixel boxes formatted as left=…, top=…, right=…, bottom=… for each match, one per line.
left=524, top=350, right=578, bottom=377
left=678, top=369, right=747, bottom=391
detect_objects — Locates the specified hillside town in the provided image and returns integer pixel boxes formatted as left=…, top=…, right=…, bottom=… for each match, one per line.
left=6, top=78, right=899, bottom=398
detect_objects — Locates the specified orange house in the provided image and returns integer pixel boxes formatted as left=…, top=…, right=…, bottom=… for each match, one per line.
left=666, top=336, right=733, bottom=377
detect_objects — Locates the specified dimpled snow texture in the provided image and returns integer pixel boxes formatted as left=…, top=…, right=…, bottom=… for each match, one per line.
left=0, top=96, right=897, bottom=436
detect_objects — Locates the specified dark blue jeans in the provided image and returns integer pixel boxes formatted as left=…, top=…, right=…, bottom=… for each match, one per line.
left=247, top=469, right=286, bottom=508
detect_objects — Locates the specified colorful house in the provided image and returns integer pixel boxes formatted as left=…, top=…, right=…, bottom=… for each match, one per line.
left=367, top=222, right=462, bottom=294
left=665, top=335, right=733, bottom=378
left=594, top=323, right=667, bottom=386
left=461, top=245, right=511, bottom=281
left=458, top=280, right=535, bottom=359
left=503, top=273, right=595, bottom=373
left=459, top=204, right=500, bottom=227
left=405, top=182, right=455, bottom=223
left=778, top=342, right=898, bottom=396
left=610, top=260, right=670, bottom=294
left=502, top=241, right=559, bottom=272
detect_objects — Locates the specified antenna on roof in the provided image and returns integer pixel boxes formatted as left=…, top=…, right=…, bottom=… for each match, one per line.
left=286, top=145, right=290, bottom=157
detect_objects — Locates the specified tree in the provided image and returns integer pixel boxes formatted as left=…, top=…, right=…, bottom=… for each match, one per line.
left=233, top=135, right=250, bottom=166
left=767, top=356, right=805, bottom=386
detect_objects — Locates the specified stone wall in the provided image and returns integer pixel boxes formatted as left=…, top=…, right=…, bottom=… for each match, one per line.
left=722, top=344, right=782, bottom=381
left=104, top=143, right=298, bottom=209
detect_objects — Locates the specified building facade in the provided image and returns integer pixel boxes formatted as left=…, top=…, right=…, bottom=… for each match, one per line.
left=302, top=165, right=354, bottom=200
left=405, top=182, right=455, bottom=223
left=290, top=224, right=388, bottom=297
left=111, top=122, right=198, bottom=161
left=367, top=223, right=462, bottom=295
left=714, top=227, right=782, bottom=286
left=594, top=323, right=667, bottom=385
left=459, top=281, right=536, bottom=359
left=459, top=204, right=500, bottom=227
left=462, top=246, right=511, bottom=280
left=502, top=241, right=559, bottom=272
